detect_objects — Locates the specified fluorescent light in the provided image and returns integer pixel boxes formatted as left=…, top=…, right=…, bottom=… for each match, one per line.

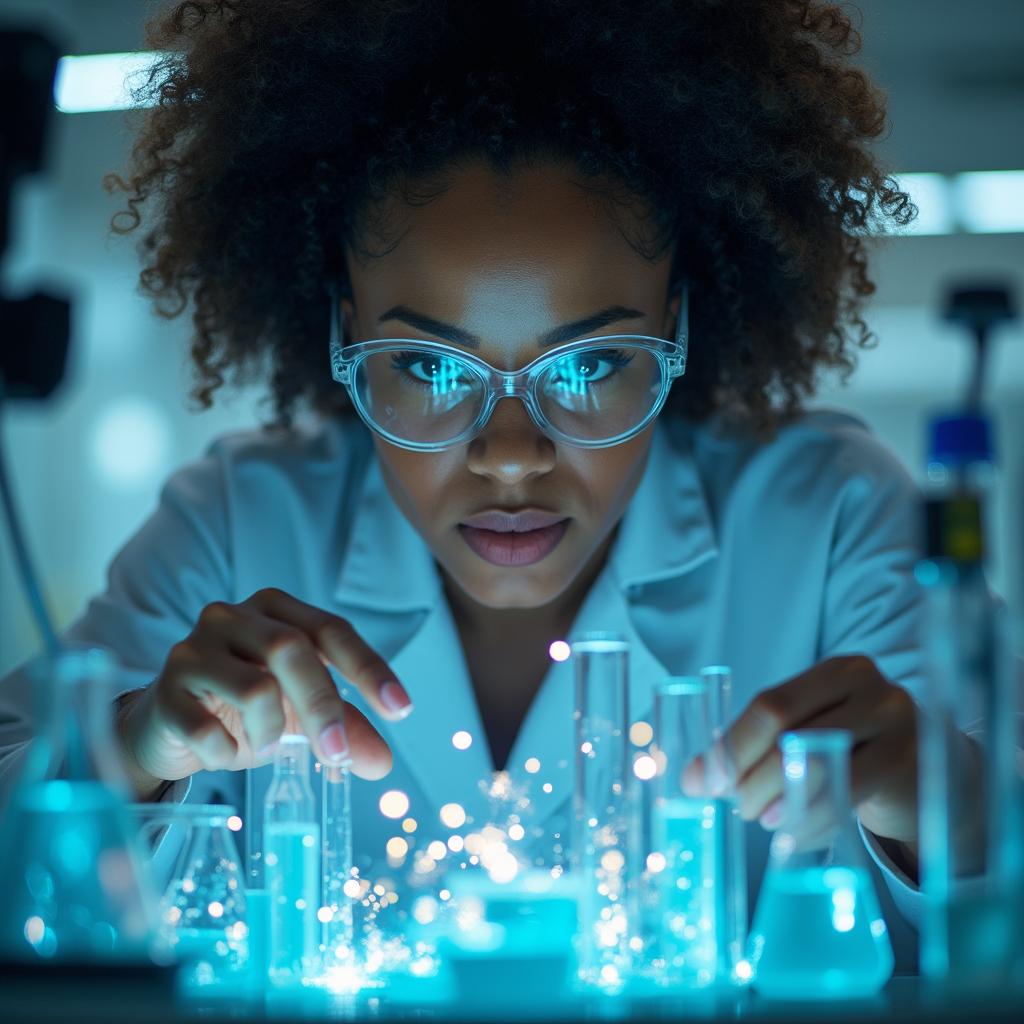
left=53, top=52, right=164, bottom=113
left=887, top=171, right=1024, bottom=236
left=887, top=173, right=955, bottom=236
left=953, top=171, right=1024, bottom=233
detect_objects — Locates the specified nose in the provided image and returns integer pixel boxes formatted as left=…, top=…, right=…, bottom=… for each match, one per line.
left=465, top=393, right=557, bottom=483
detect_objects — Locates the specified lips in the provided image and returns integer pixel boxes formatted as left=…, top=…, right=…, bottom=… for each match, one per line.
left=459, top=509, right=568, bottom=533
left=456, top=512, right=569, bottom=569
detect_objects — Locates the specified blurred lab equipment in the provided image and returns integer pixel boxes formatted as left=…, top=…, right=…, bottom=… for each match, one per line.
left=570, top=631, right=637, bottom=991
left=917, top=280, right=1024, bottom=993
left=0, top=30, right=72, bottom=657
left=0, top=647, right=163, bottom=965
left=747, top=729, right=894, bottom=999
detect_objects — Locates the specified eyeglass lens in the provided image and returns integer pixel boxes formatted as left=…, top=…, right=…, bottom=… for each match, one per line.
left=352, top=343, right=664, bottom=445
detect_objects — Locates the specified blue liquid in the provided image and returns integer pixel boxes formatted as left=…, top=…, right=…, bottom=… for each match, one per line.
left=749, top=866, right=893, bottom=999
left=652, top=797, right=720, bottom=985
left=0, top=780, right=153, bottom=961
left=265, top=822, right=320, bottom=984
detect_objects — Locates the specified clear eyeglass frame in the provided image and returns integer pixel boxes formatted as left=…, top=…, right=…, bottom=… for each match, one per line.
left=327, top=278, right=690, bottom=452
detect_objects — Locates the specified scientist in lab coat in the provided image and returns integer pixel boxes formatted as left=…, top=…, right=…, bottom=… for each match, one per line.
left=0, top=0, right=993, bottom=975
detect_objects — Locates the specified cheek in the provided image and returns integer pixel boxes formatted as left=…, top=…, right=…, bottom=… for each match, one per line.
left=374, top=445, right=450, bottom=528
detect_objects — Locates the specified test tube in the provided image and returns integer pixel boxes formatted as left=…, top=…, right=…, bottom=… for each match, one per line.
left=321, top=763, right=354, bottom=971
left=700, top=664, right=749, bottom=983
left=651, top=676, right=719, bottom=987
left=570, top=631, right=636, bottom=991
left=264, top=734, right=320, bottom=986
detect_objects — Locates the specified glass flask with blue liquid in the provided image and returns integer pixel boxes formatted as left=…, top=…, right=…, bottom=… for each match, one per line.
left=747, top=729, right=893, bottom=1000
left=264, top=734, right=320, bottom=987
left=0, top=646, right=163, bottom=965
left=130, top=802, right=249, bottom=991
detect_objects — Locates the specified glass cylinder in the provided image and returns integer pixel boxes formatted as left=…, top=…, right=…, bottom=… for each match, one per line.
left=0, top=646, right=163, bottom=964
left=747, top=730, right=893, bottom=1000
left=699, top=664, right=749, bottom=984
left=320, top=763, right=354, bottom=974
left=570, top=631, right=635, bottom=991
left=264, top=734, right=320, bottom=987
left=648, top=674, right=747, bottom=988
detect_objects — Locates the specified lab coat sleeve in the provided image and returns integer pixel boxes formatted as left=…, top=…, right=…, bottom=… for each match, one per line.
left=815, top=433, right=929, bottom=926
left=0, top=443, right=232, bottom=812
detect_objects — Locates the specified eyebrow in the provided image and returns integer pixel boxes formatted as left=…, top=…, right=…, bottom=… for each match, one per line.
left=376, top=304, right=647, bottom=348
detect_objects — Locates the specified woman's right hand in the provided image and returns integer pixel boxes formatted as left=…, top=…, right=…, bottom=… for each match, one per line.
left=114, top=588, right=413, bottom=799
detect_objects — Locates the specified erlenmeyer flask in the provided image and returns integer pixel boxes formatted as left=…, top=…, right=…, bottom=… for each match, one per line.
left=131, top=803, right=249, bottom=989
left=0, top=646, right=163, bottom=964
left=747, top=729, right=893, bottom=999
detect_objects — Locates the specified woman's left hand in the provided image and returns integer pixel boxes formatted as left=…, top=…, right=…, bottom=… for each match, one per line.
left=683, top=654, right=920, bottom=845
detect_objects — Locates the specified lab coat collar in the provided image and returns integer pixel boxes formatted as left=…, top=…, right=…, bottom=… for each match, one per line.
left=333, top=415, right=717, bottom=610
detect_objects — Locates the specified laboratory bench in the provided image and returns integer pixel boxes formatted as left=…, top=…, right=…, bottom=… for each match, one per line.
left=0, top=967, right=1022, bottom=1024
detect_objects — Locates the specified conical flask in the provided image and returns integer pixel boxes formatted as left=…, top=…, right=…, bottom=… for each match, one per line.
left=747, top=729, right=893, bottom=999
left=131, top=803, right=249, bottom=988
left=0, top=646, right=163, bottom=964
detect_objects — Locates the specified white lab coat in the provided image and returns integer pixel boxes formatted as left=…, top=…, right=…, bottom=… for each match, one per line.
left=0, top=406, right=932, bottom=969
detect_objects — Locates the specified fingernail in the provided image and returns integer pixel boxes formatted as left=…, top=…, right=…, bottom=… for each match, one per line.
left=759, top=799, right=783, bottom=829
left=257, top=740, right=279, bottom=759
left=319, top=722, right=351, bottom=765
left=379, top=680, right=413, bottom=718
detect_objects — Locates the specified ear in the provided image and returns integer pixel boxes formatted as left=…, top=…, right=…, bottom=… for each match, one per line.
left=338, top=296, right=358, bottom=344
left=663, top=290, right=682, bottom=340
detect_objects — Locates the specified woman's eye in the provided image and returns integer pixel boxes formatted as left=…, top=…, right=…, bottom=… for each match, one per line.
left=389, top=351, right=471, bottom=388
left=549, top=349, right=633, bottom=385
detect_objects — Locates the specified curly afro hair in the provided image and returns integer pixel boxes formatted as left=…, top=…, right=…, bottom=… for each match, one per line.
left=104, top=0, right=916, bottom=438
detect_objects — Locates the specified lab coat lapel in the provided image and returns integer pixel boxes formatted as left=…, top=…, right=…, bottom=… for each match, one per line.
left=383, top=597, right=493, bottom=829
left=332, top=444, right=492, bottom=827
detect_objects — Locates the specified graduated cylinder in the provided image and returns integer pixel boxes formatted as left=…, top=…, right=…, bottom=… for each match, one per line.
left=570, top=631, right=637, bottom=990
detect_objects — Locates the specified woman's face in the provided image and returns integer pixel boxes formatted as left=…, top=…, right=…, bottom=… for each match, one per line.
left=339, top=158, right=680, bottom=627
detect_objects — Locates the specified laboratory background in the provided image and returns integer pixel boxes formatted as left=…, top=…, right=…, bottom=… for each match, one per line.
left=1, top=0, right=1024, bottom=1020
left=1, top=0, right=1022, bottom=674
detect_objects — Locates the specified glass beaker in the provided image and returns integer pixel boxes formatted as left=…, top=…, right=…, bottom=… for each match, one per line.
left=569, top=631, right=637, bottom=992
left=264, top=734, right=320, bottom=987
left=130, top=803, right=249, bottom=990
left=747, top=729, right=894, bottom=1000
left=0, top=646, right=163, bottom=964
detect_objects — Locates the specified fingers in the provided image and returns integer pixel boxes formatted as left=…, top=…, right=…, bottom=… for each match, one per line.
left=195, top=600, right=353, bottom=766
left=722, top=657, right=872, bottom=783
left=171, top=642, right=287, bottom=757
left=160, top=682, right=239, bottom=771
left=340, top=702, right=394, bottom=781
left=246, top=589, right=414, bottom=722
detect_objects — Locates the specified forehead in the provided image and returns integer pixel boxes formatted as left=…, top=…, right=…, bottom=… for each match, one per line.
left=345, top=159, right=671, bottom=325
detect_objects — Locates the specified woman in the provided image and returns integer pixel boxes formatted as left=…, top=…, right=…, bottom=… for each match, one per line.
left=0, top=0, right=962, bottom=968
